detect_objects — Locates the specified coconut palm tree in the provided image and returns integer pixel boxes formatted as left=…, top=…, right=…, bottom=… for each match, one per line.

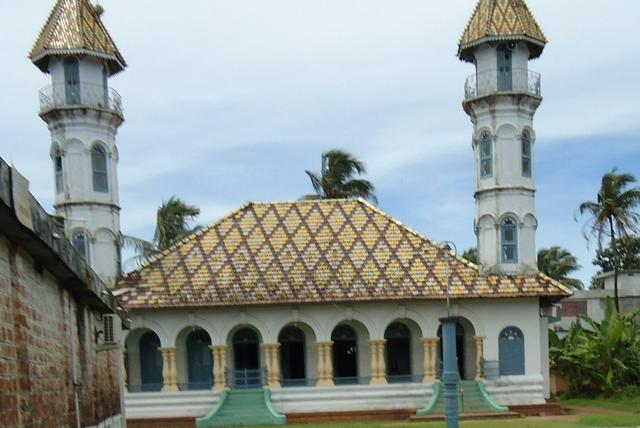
left=124, top=196, right=201, bottom=266
left=537, top=246, right=583, bottom=289
left=579, top=169, right=640, bottom=311
left=302, top=149, right=377, bottom=204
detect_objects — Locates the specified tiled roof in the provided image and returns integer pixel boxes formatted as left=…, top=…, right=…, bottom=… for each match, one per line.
left=117, top=199, right=570, bottom=309
left=458, top=0, right=547, bottom=62
left=30, top=0, right=126, bottom=75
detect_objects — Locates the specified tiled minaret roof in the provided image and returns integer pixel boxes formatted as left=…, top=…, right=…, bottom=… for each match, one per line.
left=30, top=0, right=126, bottom=75
left=458, top=0, right=547, bottom=62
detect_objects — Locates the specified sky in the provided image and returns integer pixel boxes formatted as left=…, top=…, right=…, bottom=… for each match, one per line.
left=1, top=0, right=639, bottom=285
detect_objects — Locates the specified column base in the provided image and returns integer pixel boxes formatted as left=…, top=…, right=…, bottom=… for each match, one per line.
left=162, top=384, right=179, bottom=392
left=317, top=379, right=335, bottom=387
left=369, top=377, right=388, bottom=385
left=423, top=375, right=436, bottom=383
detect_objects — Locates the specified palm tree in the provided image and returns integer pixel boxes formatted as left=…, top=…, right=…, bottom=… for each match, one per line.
left=537, top=246, right=583, bottom=289
left=579, top=169, right=640, bottom=311
left=124, top=196, right=201, bottom=266
left=302, top=149, right=377, bottom=204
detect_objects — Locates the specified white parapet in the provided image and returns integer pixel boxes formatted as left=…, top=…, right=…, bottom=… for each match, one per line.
left=125, top=390, right=220, bottom=419
left=271, top=383, right=433, bottom=414
left=484, top=374, right=546, bottom=406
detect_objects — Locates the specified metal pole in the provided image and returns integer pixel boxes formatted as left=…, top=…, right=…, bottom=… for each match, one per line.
left=439, top=241, right=459, bottom=428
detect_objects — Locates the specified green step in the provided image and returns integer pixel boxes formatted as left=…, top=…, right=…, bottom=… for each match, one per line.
left=196, top=388, right=287, bottom=427
left=417, top=381, right=509, bottom=416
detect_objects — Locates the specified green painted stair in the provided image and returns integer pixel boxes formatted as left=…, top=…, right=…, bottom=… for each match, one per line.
left=196, top=388, right=287, bottom=427
left=418, top=381, right=508, bottom=416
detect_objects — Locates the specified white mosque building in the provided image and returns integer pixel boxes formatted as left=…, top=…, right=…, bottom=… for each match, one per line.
left=30, top=0, right=570, bottom=425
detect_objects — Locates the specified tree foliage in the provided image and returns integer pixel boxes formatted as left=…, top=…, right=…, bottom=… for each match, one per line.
left=124, top=196, right=201, bottom=267
left=550, top=299, right=640, bottom=396
left=537, top=246, right=583, bottom=289
left=593, top=235, right=640, bottom=273
left=579, top=169, right=640, bottom=310
left=302, top=149, right=377, bottom=204
left=461, top=247, right=478, bottom=265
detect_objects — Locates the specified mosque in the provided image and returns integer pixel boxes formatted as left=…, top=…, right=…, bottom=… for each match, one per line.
left=29, top=0, right=570, bottom=425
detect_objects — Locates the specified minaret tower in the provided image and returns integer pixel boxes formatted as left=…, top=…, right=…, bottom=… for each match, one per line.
left=459, top=0, right=547, bottom=274
left=30, top=0, right=127, bottom=287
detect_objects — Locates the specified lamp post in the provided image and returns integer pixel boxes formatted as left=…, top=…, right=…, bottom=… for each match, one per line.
left=439, top=241, right=459, bottom=428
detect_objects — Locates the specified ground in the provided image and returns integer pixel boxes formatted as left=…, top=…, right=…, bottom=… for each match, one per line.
left=236, top=397, right=640, bottom=428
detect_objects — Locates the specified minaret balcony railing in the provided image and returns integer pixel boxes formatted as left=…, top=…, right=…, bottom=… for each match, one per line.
left=39, top=83, right=123, bottom=115
left=464, top=69, right=541, bottom=100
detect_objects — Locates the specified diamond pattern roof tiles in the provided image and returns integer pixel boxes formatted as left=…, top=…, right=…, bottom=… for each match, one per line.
left=458, top=0, right=547, bottom=62
left=117, top=199, right=570, bottom=309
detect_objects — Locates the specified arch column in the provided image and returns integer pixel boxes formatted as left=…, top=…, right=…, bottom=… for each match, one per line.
left=316, top=341, right=334, bottom=387
left=263, top=343, right=282, bottom=389
left=159, top=347, right=178, bottom=392
left=422, top=337, right=439, bottom=382
left=369, top=340, right=387, bottom=385
left=474, top=336, right=485, bottom=380
left=210, top=345, right=228, bottom=390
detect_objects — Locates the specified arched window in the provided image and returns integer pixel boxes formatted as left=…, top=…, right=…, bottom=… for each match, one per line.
left=72, top=229, right=90, bottom=261
left=92, top=145, right=108, bottom=193
left=53, top=149, right=63, bottom=193
left=63, top=58, right=81, bottom=105
left=479, top=132, right=493, bottom=178
left=499, top=327, right=525, bottom=376
left=521, top=131, right=532, bottom=177
left=501, top=217, right=518, bottom=263
left=139, top=331, right=163, bottom=392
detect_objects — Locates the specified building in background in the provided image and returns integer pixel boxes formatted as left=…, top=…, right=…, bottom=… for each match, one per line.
left=0, top=159, right=126, bottom=428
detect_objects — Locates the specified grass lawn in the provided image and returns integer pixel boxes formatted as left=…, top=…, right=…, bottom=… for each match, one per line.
left=237, top=397, right=640, bottom=428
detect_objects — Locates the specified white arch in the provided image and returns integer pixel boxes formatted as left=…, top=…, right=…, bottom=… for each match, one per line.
left=124, top=317, right=171, bottom=347
left=376, top=308, right=429, bottom=340
left=323, top=308, right=376, bottom=341
left=167, top=315, right=221, bottom=346
left=270, top=311, right=322, bottom=343
left=523, top=213, right=538, bottom=229
left=495, top=123, right=518, bottom=138
left=429, top=305, right=486, bottom=337
left=220, top=314, right=270, bottom=345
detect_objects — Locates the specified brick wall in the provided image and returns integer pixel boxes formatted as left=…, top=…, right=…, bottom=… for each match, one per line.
left=0, top=235, right=122, bottom=427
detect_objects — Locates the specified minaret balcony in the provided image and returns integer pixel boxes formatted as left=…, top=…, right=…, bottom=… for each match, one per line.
left=464, top=69, right=541, bottom=101
left=39, top=83, right=123, bottom=115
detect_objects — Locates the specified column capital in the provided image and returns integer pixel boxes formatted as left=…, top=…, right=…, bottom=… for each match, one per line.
left=368, top=339, right=387, bottom=345
left=315, top=341, right=334, bottom=347
left=209, top=344, right=228, bottom=351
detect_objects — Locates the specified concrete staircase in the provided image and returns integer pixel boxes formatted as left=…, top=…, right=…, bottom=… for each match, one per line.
left=418, top=381, right=509, bottom=416
left=196, top=388, right=286, bottom=427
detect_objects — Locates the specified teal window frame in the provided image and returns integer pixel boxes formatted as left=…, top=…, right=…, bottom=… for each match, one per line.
left=522, top=132, right=532, bottom=177
left=92, top=145, right=109, bottom=193
left=72, top=229, right=90, bottom=261
left=501, top=217, right=518, bottom=263
left=479, top=132, right=493, bottom=178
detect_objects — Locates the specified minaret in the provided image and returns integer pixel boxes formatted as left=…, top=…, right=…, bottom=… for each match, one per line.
left=458, top=0, right=547, bottom=274
left=30, top=0, right=127, bottom=287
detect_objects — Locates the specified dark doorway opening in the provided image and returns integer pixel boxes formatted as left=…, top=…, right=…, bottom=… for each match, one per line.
left=437, top=322, right=465, bottom=380
left=385, top=322, right=412, bottom=382
left=232, top=328, right=261, bottom=388
left=186, top=329, right=213, bottom=390
left=279, top=326, right=306, bottom=386
left=332, top=324, right=358, bottom=384
left=139, top=331, right=162, bottom=392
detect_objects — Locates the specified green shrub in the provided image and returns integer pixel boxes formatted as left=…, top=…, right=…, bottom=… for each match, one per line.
left=550, top=299, right=640, bottom=395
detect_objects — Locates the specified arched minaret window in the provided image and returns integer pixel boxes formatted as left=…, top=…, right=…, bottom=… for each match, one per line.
left=63, top=58, right=81, bottom=105
left=522, top=131, right=532, bottom=177
left=501, top=217, right=518, bottom=263
left=479, top=131, right=493, bottom=178
left=72, top=229, right=90, bottom=261
left=92, top=145, right=108, bottom=193
left=53, top=149, right=63, bottom=193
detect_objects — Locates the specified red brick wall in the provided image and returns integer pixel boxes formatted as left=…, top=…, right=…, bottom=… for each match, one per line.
left=0, top=236, right=122, bottom=427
